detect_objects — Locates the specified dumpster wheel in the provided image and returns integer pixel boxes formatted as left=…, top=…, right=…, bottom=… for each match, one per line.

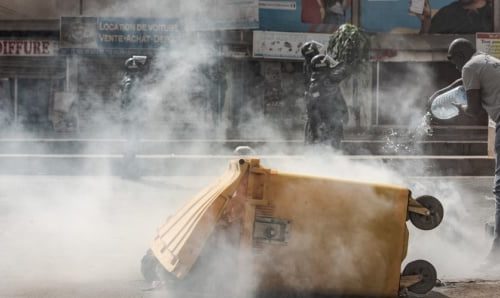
left=409, top=195, right=443, bottom=230
left=141, top=249, right=160, bottom=283
left=401, top=260, right=437, bottom=294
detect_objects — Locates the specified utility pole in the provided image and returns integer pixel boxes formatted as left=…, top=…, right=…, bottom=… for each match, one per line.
left=495, top=0, right=500, bottom=32
left=79, top=0, right=83, bottom=16
left=351, top=0, right=360, bottom=27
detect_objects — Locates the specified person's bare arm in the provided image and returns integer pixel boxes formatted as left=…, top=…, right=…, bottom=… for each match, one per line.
left=316, top=0, right=325, bottom=20
left=459, top=65, right=486, bottom=118
left=453, top=89, right=484, bottom=119
left=464, top=89, right=483, bottom=116
left=431, top=78, right=462, bottom=96
left=418, top=0, right=432, bottom=34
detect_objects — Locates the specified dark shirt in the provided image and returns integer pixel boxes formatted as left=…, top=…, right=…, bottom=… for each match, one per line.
left=303, top=61, right=313, bottom=89
left=429, top=2, right=492, bottom=34
left=121, top=75, right=136, bottom=110
left=307, top=62, right=349, bottom=123
left=120, top=73, right=146, bottom=123
left=324, top=0, right=343, bottom=11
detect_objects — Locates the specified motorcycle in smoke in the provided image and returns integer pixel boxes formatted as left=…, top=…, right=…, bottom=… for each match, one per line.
left=120, top=55, right=149, bottom=179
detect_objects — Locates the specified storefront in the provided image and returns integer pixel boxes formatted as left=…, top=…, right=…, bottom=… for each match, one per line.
left=256, top=0, right=496, bottom=129
left=0, top=37, right=65, bottom=130
left=254, top=1, right=373, bottom=132
left=252, top=29, right=373, bottom=131
left=59, top=15, right=255, bottom=136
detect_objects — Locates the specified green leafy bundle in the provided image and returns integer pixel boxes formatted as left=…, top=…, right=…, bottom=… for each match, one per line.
left=327, top=24, right=370, bottom=71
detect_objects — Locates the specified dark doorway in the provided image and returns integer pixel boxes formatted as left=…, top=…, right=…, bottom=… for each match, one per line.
left=17, top=79, right=51, bottom=129
left=0, top=78, right=13, bottom=127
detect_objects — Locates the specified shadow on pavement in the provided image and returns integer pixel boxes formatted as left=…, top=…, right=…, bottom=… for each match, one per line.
left=409, top=291, right=450, bottom=298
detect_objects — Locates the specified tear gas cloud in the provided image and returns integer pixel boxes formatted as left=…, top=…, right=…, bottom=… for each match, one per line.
left=268, top=158, right=494, bottom=280
left=406, top=178, right=494, bottom=280
left=376, top=62, right=436, bottom=128
left=0, top=0, right=494, bottom=296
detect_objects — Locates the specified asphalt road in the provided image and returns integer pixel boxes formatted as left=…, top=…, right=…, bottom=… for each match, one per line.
left=0, top=171, right=498, bottom=297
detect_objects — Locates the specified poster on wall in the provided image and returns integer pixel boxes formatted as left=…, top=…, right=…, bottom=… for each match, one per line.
left=476, top=33, right=500, bottom=58
left=96, top=18, right=178, bottom=49
left=60, top=8, right=258, bottom=54
left=182, top=0, right=259, bottom=30
left=259, top=0, right=351, bottom=33
left=60, top=17, right=179, bottom=54
left=361, top=0, right=493, bottom=33
left=253, top=30, right=331, bottom=60
left=60, top=17, right=98, bottom=50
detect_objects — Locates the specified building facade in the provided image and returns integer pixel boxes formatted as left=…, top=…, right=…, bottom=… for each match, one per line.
left=0, top=0, right=497, bottom=136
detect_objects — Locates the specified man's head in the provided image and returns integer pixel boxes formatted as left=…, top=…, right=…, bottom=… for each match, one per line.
left=447, top=38, right=475, bottom=71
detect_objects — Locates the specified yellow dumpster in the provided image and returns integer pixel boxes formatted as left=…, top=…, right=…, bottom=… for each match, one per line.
left=143, top=159, right=443, bottom=297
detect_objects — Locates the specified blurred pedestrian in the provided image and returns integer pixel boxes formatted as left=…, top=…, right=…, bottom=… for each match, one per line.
left=120, top=55, right=149, bottom=179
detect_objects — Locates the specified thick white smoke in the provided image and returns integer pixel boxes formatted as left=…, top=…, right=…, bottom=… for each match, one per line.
left=0, top=1, right=494, bottom=297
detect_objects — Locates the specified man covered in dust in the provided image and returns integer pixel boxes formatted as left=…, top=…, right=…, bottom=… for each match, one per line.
left=120, top=55, right=149, bottom=179
left=437, top=38, right=500, bottom=261
left=194, top=62, right=227, bottom=124
left=207, top=61, right=227, bottom=123
left=304, top=54, right=349, bottom=148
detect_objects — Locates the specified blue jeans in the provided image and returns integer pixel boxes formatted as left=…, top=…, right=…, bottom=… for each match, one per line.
left=494, top=122, right=500, bottom=241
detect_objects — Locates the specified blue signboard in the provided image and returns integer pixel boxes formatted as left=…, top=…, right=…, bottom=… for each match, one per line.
left=60, top=9, right=259, bottom=53
left=259, top=0, right=493, bottom=34
left=60, top=17, right=180, bottom=54
left=184, top=0, right=259, bottom=31
left=97, top=18, right=179, bottom=49
left=259, top=0, right=351, bottom=33
left=361, top=0, right=493, bottom=33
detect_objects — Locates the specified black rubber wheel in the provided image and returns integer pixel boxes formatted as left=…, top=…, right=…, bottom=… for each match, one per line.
left=402, top=260, right=437, bottom=294
left=141, top=249, right=160, bottom=283
left=409, top=195, right=444, bottom=230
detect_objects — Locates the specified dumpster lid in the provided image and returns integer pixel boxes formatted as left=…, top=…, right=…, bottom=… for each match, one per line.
left=150, top=159, right=251, bottom=278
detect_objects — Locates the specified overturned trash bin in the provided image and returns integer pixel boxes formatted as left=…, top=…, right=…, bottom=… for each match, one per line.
left=142, top=159, right=443, bottom=297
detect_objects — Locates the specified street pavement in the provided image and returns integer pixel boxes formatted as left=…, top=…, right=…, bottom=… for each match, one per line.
left=0, top=170, right=499, bottom=297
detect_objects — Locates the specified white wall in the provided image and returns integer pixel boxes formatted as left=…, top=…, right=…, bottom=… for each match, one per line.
left=0, top=0, right=78, bottom=19
left=0, top=0, right=179, bottom=19
left=82, top=0, right=179, bottom=17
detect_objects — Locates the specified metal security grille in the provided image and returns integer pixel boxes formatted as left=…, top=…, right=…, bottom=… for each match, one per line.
left=0, top=56, right=65, bottom=79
